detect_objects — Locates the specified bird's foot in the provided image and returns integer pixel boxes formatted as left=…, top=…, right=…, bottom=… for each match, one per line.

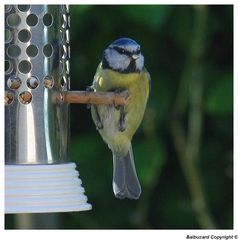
left=86, top=86, right=94, bottom=92
left=114, top=88, right=126, bottom=110
left=119, top=106, right=126, bottom=132
left=91, top=105, right=103, bottom=130
left=86, top=86, right=94, bottom=109
left=114, top=88, right=125, bottom=94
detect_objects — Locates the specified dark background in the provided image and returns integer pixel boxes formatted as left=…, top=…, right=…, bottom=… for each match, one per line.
left=6, top=5, right=233, bottom=229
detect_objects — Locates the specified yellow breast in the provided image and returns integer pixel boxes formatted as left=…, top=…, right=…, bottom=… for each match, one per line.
left=93, top=63, right=150, bottom=93
left=93, top=63, right=150, bottom=154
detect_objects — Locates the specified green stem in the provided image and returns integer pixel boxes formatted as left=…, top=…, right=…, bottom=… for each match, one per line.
left=170, top=6, right=216, bottom=229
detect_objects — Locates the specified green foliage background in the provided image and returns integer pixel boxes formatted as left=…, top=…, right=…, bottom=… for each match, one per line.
left=68, top=5, right=233, bottom=229
left=5, top=5, right=233, bottom=229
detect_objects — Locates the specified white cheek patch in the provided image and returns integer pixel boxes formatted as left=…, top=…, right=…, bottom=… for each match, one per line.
left=105, top=48, right=144, bottom=72
left=136, top=54, right=144, bottom=71
left=105, top=49, right=130, bottom=71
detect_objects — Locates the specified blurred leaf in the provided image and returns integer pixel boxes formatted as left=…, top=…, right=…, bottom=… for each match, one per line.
left=71, top=5, right=92, bottom=14
left=134, top=138, right=166, bottom=187
left=71, top=133, right=112, bottom=199
left=205, top=73, right=233, bottom=115
left=71, top=134, right=103, bottom=164
left=169, top=6, right=193, bottom=49
left=123, top=5, right=171, bottom=29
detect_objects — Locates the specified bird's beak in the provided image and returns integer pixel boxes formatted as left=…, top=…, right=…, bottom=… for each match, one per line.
left=132, top=54, right=140, bottom=60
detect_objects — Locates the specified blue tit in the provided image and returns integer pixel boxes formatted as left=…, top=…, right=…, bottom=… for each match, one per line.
left=91, top=38, right=150, bottom=200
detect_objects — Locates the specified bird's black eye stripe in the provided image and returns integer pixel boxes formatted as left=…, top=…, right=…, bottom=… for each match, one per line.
left=113, top=46, right=131, bottom=56
left=136, top=49, right=141, bottom=54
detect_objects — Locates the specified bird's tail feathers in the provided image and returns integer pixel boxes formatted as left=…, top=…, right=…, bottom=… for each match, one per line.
left=112, top=145, right=141, bottom=200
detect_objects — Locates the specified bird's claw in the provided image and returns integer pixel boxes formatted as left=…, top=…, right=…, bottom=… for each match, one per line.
left=119, top=106, right=126, bottom=132
left=86, top=86, right=94, bottom=109
left=86, top=86, right=94, bottom=92
left=92, top=105, right=103, bottom=130
left=114, top=88, right=124, bottom=94
left=114, top=88, right=125, bottom=110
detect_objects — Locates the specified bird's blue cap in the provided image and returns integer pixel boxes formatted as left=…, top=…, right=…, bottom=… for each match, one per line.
left=111, top=38, right=139, bottom=46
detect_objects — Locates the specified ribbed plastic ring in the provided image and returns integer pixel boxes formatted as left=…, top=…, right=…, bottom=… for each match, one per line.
left=5, top=162, right=92, bottom=213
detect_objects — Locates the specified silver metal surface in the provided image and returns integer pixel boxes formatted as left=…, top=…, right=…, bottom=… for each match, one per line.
left=5, top=5, right=71, bottom=164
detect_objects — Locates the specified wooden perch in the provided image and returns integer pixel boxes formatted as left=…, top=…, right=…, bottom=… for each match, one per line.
left=62, top=90, right=130, bottom=106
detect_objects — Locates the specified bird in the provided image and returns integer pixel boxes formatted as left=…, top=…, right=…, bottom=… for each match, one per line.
left=90, top=37, right=150, bottom=200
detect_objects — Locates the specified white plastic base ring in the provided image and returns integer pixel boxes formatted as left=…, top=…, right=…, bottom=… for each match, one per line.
left=5, top=163, right=92, bottom=214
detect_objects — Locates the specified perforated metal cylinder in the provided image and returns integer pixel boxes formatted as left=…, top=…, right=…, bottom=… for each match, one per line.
left=5, top=5, right=71, bottom=164
left=5, top=5, right=92, bottom=214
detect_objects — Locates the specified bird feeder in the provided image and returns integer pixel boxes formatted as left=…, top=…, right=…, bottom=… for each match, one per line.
left=4, top=4, right=92, bottom=214
left=5, top=4, right=129, bottom=214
